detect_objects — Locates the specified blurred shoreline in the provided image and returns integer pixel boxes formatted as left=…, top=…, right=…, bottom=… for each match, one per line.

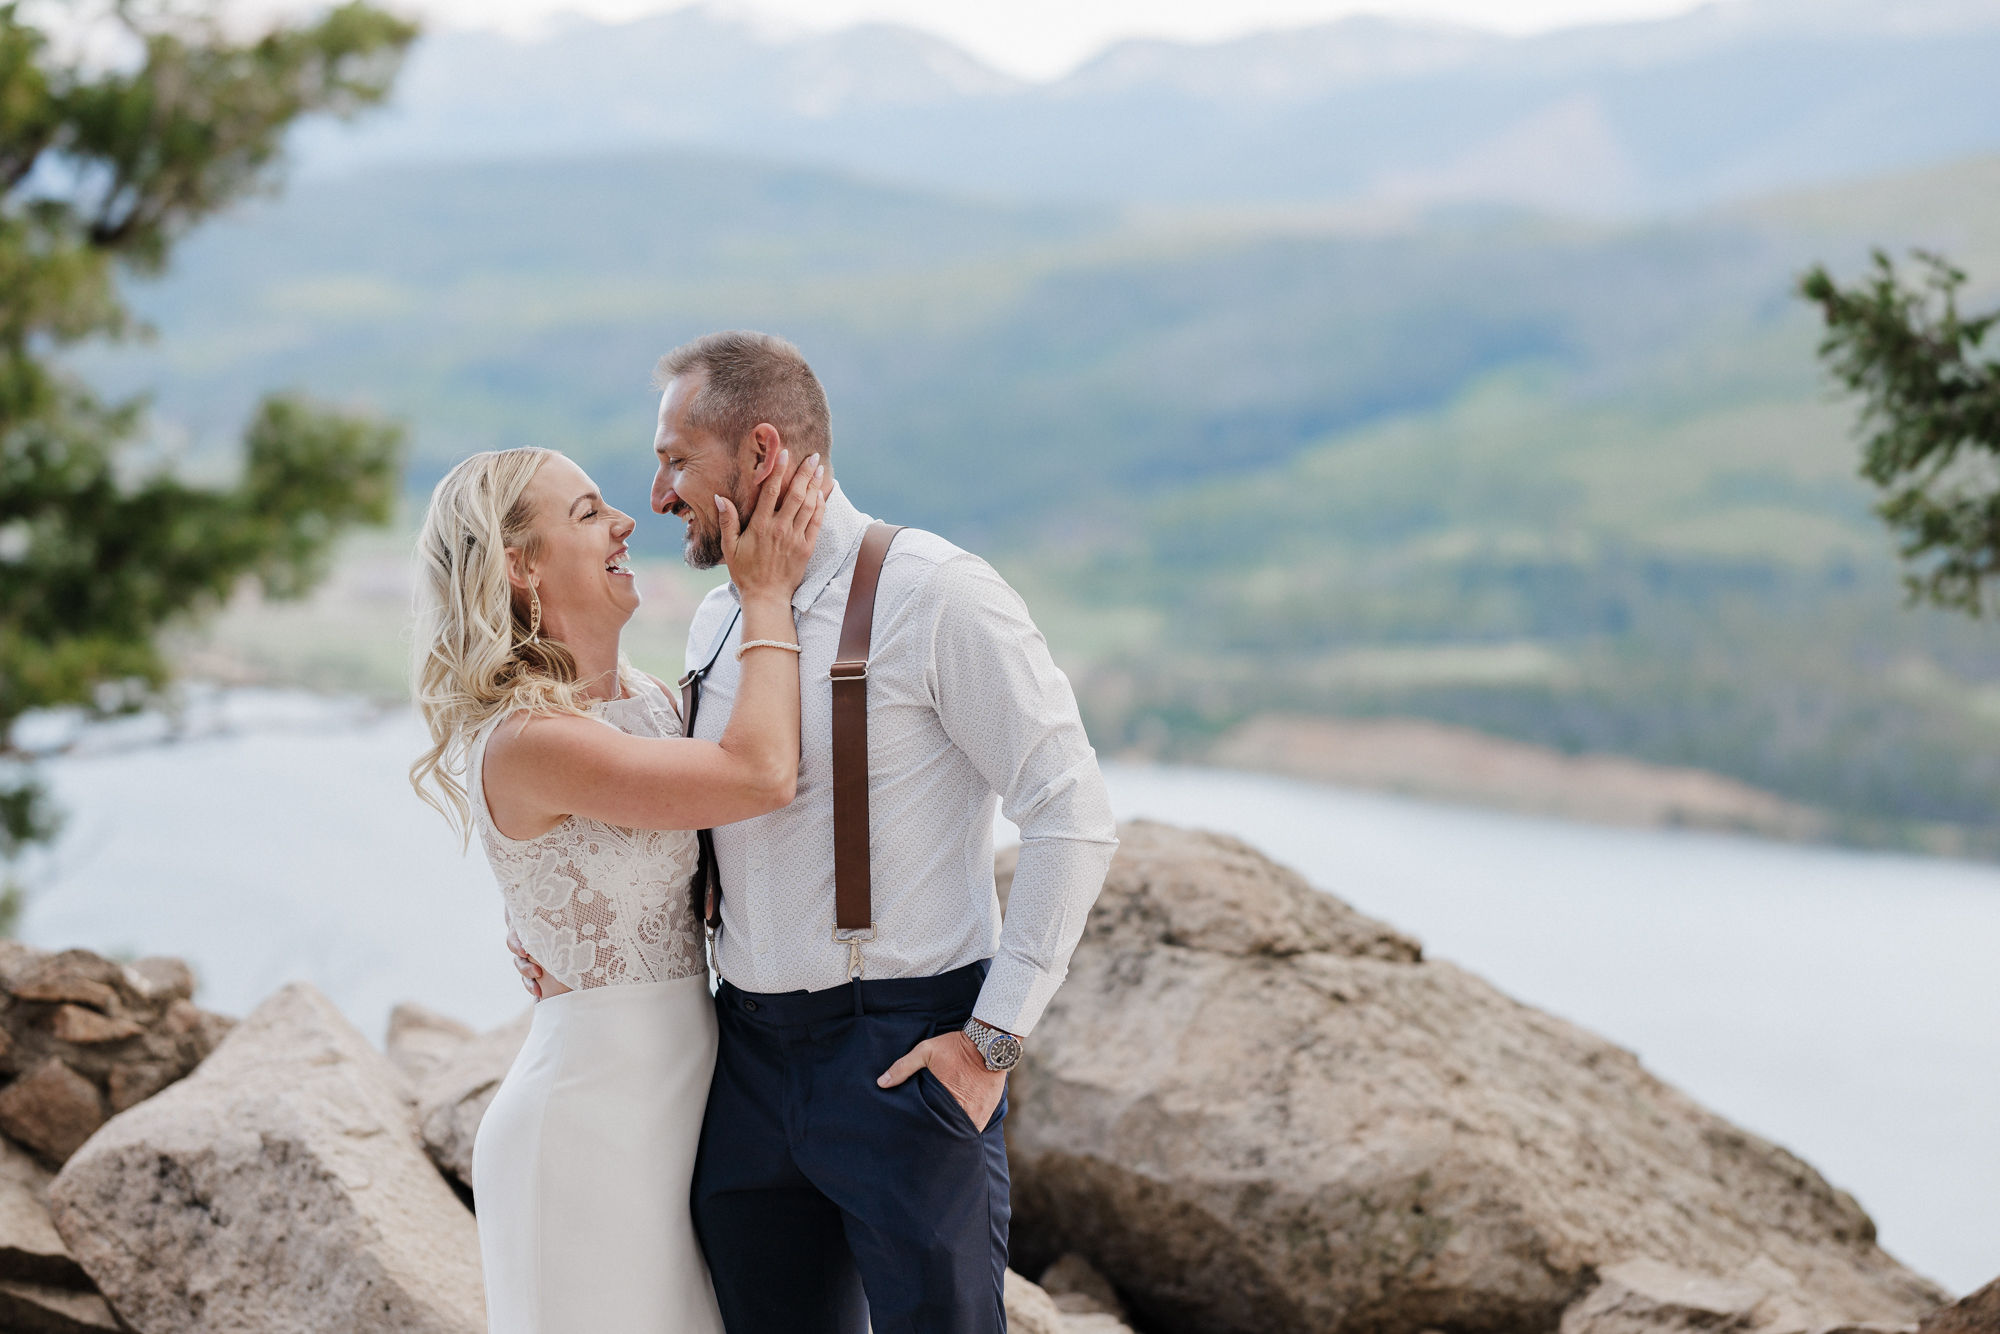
left=1207, top=711, right=1829, bottom=840
left=150, top=537, right=1986, bottom=860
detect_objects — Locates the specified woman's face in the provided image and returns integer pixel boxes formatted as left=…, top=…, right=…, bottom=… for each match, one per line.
left=511, top=454, right=640, bottom=641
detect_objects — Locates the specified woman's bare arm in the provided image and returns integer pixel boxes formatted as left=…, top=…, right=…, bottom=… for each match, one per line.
left=484, top=705, right=788, bottom=833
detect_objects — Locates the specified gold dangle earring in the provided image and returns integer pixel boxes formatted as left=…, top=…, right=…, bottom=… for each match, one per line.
left=526, top=584, right=543, bottom=643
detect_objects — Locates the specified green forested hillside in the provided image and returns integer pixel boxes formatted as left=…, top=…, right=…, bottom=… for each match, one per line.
left=1041, top=378, right=2000, bottom=837
left=1029, top=159, right=2000, bottom=844
left=92, top=150, right=2000, bottom=845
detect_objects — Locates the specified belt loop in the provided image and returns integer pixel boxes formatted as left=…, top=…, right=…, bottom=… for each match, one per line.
left=850, top=976, right=865, bottom=1018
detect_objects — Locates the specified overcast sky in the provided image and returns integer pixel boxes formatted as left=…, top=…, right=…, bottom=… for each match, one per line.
left=260, top=0, right=1721, bottom=79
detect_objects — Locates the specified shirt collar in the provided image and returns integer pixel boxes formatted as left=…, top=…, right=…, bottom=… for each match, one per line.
left=724, top=481, right=873, bottom=616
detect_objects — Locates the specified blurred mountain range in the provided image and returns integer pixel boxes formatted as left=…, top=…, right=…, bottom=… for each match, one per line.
left=293, top=0, right=2000, bottom=214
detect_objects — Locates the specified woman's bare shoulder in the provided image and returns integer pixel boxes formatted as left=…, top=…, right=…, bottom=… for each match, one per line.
left=479, top=710, right=607, bottom=839
left=483, top=708, right=608, bottom=769
left=641, top=673, right=686, bottom=724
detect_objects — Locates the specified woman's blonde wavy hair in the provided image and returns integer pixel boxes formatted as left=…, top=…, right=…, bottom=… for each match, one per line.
left=409, top=447, right=617, bottom=840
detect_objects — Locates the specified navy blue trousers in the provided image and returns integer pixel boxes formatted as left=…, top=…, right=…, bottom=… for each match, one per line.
left=691, top=960, right=1009, bottom=1334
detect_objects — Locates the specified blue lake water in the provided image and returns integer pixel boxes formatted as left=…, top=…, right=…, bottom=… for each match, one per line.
left=20, top=694, right=2000, bottom=1295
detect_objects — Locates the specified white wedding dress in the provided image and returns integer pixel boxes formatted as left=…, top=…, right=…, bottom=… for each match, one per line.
left=466, top=675, right=724, bottom=1334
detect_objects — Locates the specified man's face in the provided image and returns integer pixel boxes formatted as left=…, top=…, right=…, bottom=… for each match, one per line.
left=651, top=374, right=747, bottom=570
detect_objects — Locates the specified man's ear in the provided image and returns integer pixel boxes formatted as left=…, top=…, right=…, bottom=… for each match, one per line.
left=749, top=423, right=783, bottom=486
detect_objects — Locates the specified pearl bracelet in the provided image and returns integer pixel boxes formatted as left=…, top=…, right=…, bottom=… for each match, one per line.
left=735, top=639, right=803, bottom=661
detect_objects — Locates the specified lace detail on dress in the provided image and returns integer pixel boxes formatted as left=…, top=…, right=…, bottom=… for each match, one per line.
left=468, top=676, right=707, bottom=991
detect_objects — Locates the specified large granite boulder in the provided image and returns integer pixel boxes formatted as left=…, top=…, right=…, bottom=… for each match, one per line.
left=1002, top=821, right=1948, bottom=1334
left=47, top=982, right=484, bottom=1334
left=0, top=944, right=231, bottom=1165
left=412, top=1009, right=531, bottom=1191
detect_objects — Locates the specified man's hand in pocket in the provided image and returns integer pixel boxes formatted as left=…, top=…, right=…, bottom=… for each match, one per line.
left=877, top=1030, right=1005, bottom=1131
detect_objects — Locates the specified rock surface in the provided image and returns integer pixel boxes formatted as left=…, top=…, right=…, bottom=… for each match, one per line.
left=384, top=1002, right=475, bottom=1092
left=1006, top=1268, right=1067, bottom=1334
left=0, top=1062, right=102, bottom=1166
left=48, top=982, right=484, bottom=1334
left=1062, top=1313, right=1142, bottom=1334
left=1040, top=1253, right=1142, bottom=1334
left=0, top=1277, right=121, bottom=1332
left=0, top=944, right=231, bottom=1166
left=1562, top=1256, right=1929, bottom=1334
left=1921, top=1277, right=2000, bottom=1334
left=1042, top=1252, right=1130, bottom=1322
left=1559, top=1258, right=1769, bottom=1334
left=0, top=1135, right=86, bottom=1289
left=1002, top=821, right=1950, bottom=1334
left=413, top=1009, right=531, bottom=1190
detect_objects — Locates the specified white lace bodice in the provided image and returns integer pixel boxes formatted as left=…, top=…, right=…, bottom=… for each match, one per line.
left=468, top=676, right=707, bottom=992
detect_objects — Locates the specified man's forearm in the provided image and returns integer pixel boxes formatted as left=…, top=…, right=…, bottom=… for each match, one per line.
left=974, top=824, right=1118, bottom=1037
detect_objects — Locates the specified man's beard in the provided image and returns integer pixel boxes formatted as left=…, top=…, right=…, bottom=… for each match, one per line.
left=681, top=462, right=742, bottom=570
left=685, top=522, right=724, bottom=570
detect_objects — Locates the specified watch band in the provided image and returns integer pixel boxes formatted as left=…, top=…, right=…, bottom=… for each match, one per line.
left=962, top=1018, right=1023, bottom=1072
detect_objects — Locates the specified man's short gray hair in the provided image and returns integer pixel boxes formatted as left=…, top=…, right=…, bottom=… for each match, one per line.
left=653, top=331, right=832, bottom=460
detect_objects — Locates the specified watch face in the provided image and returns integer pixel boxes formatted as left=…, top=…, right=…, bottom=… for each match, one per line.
left=986, top=1033, right=1023, bottom=1070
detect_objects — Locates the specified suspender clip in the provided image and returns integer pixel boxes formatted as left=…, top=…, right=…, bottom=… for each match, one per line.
left=833, top=926, right=875, bottom=981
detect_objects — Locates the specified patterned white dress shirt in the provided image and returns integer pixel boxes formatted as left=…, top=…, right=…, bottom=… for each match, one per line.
left=681, top=484, right=1118, bottom=1036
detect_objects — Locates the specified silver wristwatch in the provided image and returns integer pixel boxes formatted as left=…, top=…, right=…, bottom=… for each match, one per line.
left=961, top=1018, right=1023, bottom=1072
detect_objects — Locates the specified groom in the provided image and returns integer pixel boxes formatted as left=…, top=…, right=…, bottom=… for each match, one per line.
left=512, top=330, right=1118, bottom=1333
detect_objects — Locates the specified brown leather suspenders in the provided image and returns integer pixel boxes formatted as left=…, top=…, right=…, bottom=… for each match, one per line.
left=680, top=522, right=903, bottom=968
left=831, top=523, right=903, bottom=976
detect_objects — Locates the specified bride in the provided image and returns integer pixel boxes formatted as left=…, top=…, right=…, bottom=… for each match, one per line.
left=408, top=443, right=824, bottom=1333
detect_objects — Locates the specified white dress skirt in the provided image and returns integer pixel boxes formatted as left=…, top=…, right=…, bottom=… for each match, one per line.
left=471, top=973, right=724, bottom=1334
left=463, top=677, right=724, bottom=1334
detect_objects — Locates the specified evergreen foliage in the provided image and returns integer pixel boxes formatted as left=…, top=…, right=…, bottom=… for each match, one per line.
left=1803, top=252, right=2000, bottom=614
left=0, top=1, right=418, bottom=926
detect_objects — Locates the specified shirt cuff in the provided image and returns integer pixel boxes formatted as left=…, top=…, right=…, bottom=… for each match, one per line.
left=973, top=953, right=1064, bottom=1038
